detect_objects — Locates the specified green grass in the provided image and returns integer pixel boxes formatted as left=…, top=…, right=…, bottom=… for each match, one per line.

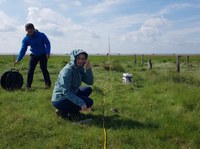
left=0, top=54, right=200, bottom=148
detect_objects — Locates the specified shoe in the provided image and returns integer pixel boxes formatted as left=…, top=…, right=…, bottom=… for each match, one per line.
left=45, top=84, right=51, bottom=89
left=69, top=112, right=87, bottom=121
left=75, top=118, right=92, bottom=124
left=26, top=85, right=31, bottom=91
left=55, top=109, right=71, bottom=120
left=55, top=109, right=61, bottom=116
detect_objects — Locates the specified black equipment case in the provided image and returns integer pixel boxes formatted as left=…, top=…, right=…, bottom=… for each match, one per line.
left=1, top=69, right=23, bottom=90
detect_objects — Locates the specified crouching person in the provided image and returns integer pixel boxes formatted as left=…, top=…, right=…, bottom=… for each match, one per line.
left=51, top=49, right=94, bottom=119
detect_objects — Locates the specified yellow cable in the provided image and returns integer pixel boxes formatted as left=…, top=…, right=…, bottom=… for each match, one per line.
left=104, top=128, right=107, bottom=149
left=102, top=95, right=106, bottom=149
left=103, top=38, right=112, bottom=149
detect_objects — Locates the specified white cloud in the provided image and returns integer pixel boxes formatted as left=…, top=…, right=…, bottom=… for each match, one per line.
left=24, top=6, right=103, bottom=54
left=56, top=0, right=82, bottom=11
left=143, top=17, right=169, bottom=28
left=123, top=17, right=170, bottom=42
left=26, top=7, right=74, bottom=36
left=81, top=0, right=122, bottom=16
left=0, top=10, right=17, bottom=32
left=160, top=3, right=195, bottom=15
left=0, top=0, right=200, bottom=54
left=73, top=0, right=82, bottom=6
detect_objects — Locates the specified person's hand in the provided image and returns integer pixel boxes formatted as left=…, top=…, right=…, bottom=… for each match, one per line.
left=87, top=107, right=92, bottom=112
left=85, top=60, right=91, bottom=69
left=46, top=54, right=50, bottom=60
left=81, top=104, right=88, bottom=112
left=14, top=60, right=18, bottom=67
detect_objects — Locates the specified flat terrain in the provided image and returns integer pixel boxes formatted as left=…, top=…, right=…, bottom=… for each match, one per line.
left=0, top=54, right=200, bottom=148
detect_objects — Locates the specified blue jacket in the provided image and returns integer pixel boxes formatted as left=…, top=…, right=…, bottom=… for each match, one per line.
left=17, top=30, right=51, bottom=61
left=51, top=49, right=94, bottom=107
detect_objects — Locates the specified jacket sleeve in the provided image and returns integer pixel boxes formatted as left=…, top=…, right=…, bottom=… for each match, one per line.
left=58, top=69, right=86, bottom=107
left=82, top=68, right=94, bottom=85
left=41, top=33, right=51, bottom=55
left=17, top=37, right=28, bottom=62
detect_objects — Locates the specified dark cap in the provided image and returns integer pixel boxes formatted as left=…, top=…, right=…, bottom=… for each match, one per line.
left=25, top=23, right=35, bottom=30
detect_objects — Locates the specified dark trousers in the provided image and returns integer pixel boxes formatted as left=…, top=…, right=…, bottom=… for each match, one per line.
left=27, top=54, right=51, bottom=87
left=52, top=86, right=93, bottom=113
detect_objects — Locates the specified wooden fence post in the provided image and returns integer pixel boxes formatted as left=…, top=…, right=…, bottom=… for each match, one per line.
left=148, top=59, right=152, bottom=70
left=186, top=55, right=189, bottom=64
left=176, top=55, right=181, bottom=73
left=141, top=54, right=144, bottom=66
left=134, top=54, right=137, bottom=65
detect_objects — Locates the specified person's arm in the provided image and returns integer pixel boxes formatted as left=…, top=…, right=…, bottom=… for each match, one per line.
left=14, top=38, right=28, bottom=66
left=41, top=33, right=51, bottom=59
left=58, top=68, right=86, bottom=107
left=82, top=60, right=94, bottom=85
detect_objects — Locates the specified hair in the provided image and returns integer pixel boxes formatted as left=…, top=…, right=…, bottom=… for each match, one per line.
left=76, top=52, right=88, bottom=59
left=25, top=23, right=35, bottom=30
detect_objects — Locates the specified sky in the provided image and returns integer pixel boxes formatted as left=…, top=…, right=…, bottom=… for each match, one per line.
left=0, top=0, right=200, bottom=55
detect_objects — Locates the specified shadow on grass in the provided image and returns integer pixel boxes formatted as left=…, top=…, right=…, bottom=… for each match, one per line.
left=73, top=114, right=159, bottom=130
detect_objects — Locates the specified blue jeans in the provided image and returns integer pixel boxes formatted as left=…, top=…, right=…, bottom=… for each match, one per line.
left=52, top=86, right=93, bottom=113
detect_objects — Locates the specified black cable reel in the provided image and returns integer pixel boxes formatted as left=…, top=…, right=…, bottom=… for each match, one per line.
left=1, top=69, right=23, bottom=90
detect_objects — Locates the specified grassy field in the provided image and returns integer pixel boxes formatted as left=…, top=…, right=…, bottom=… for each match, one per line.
left=0, top=54, right=200, bottom=149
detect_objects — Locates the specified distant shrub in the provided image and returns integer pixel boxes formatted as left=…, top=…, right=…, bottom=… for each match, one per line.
left=102, top=61, right=125, bottom=72
left=163, top=59, right=167, bottom=62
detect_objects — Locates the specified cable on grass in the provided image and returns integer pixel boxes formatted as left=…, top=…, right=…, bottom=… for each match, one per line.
left=102, top=37, right=113, bottom=149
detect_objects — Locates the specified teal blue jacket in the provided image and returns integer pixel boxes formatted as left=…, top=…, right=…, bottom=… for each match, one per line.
left=51, top=49, right=94, bottom=107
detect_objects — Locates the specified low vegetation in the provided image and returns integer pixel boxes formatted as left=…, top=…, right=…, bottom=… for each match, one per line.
left=0, top=54, right=200, bottom=148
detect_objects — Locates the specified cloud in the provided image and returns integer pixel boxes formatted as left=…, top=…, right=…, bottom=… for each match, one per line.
left=81, top=0, right=122, bottom=16
left=0, top=10, right=17, bottom=32
left=26, top=7, right=73, bottom=36
left=143, top=17, right=169, bottom=28
left=160, top=3, right=196, bottom=15
left=26, top=6, right=103, bottom=39
left=123, top=17, right=169, bottom=42
left=24, top=6, right=103, bottom=54
left=0, top=0, right=200, bottom=54
left=55, top=0, right=82, bottom=11
left=73, top=0, right=82, bottom=6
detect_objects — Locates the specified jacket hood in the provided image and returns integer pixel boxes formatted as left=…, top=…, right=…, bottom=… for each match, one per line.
left=69, top=49, right=88, bottom=66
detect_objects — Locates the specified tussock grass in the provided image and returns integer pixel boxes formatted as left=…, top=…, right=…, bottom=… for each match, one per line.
left=0, top=54, right=200, bottom=148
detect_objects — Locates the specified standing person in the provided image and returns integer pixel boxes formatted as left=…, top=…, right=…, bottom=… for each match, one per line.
left=14, top=23, right=51, bottom=89
left=51, top=49, right=94, bottom=119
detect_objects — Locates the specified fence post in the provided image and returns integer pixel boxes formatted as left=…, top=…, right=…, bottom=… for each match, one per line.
left=186, top=55, right=189, bottom=64
left=134, top=54, right=137, bottom=65
left=148, top=59, right=152, bottom=70
left=141, top=54, right=144, bottom=66
left=176, top=55, right=181, bottom=73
